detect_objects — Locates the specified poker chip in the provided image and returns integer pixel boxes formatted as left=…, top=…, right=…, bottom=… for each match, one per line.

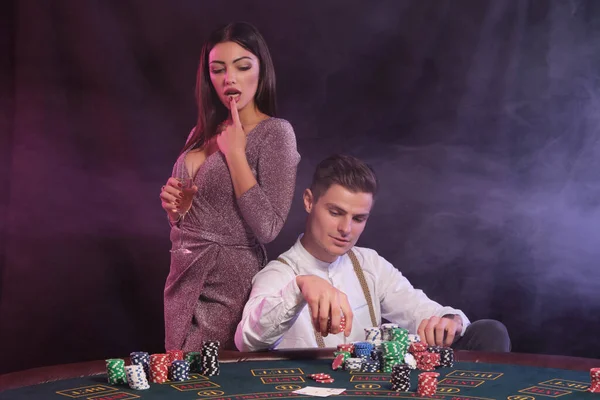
left=316, top=378, right=335, bottom=383
left=364, top=327, right=381, bottom=341
left=408, top=333, right=421, bottom=343
left=125, top=364, right=150, bottom=390
left=326, top=315, right=346, bottom=333
left=381, top=341, right=406, bottom=373
left=150, top=353, right=170, bottom=384
left=184, top=351, right=201, bottom=373
left=337, top=343, right=354, bottom=353
left=167, top=349, right=184, bottom=365
left=440, top=347, right=455, bottom=368
left=331, top=353, right=347, bottom=370
left=415, top=352, right=440, bottom=371
left=380, top=323, right=400, bottom=341
left=409, top=342, right=428, bottom=353
left=309, top=373, right=331, bottom=380
left=370, top=349, right=384, bottom=371
left=353, top=341, right=374, bottom=358
left=344, top=357, right=363, bottom=371
left=201, top=340, right=220, bottom=376
left=404, top=353, right=417, bottom=369
left=590, top=367, right=600, bottom=393
left=169, top=359, right=191, bottom=381
left=390, top=327, right=409, bottom=345
left=361, top=360, right=379, bottom=373
left=391, top=363, right=411, bottom=392
left=130, top=352, right=150, bottom=380
left=427, top=345, right=442, bottom=354
left=105, top=358, right=127, bottom=385
left=417, top=372, right=439, bottom=397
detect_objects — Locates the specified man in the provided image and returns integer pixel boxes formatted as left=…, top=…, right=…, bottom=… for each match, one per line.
left=235, top=155, right=510, bottom=352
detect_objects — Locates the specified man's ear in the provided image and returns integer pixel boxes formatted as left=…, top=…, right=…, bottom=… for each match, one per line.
left=303, top=189, right=314, bottom=213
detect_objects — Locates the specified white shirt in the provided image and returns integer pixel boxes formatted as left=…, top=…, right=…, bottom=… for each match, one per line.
left=234, top=236, right=470, bottom=351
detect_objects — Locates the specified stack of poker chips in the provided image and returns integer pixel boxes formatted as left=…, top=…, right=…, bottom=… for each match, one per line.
left=417, top=372, right=439, bottom=397
left=105, top=359, right=127, bottom=385
left=390, top=327, right=409, bottom=346
left=337, top=343, right=354, bottom=354
left=415, top=351, right=440, bottom=371
left=170, top=360, right=191, bottom=381
left=439, top=347, right=454, bottom=367
left=380, top=323, right=400, bottom=341
left=408, top=342, right=427, bottom=370
left=344, top=357, right=363, bottom=371
left=149, top=353, right=170, bottom=383
left=184, top=351, right=201, bottom=373
left=201, top=340, right=220, bottom=376
left=125, top=364, right=150, bottom=390
left=364, top=327, right=381, bottom=340
left=371, top=349, right=384, bottom=371
left=130, top=352, right=151, bottom=380
left=390, top=364, right=411, bottom=392
left=361, top=359, right=379, bottom=372
left=381, top=341, right=405, bottom=373
left=364, top=326, right=382, bottom=348
left=409, top=341, right=428, bottom=352
left=353, top=342, right=374, bottom=362
left=590, top=368, right=600, bottom=393
left=167, top=349, right=184, bottom=365
left=427, top=345, right=442, bottom=354
left=309, top=372, right=334, bottom=384
left=326, top=315, right=346, bottom=333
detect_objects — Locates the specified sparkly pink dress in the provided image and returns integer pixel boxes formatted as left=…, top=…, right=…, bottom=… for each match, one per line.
left=164, top=118, right=300, bottom=351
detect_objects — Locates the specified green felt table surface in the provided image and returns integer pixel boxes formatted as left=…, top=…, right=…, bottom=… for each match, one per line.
left=1, top=357, right=597, bottom=400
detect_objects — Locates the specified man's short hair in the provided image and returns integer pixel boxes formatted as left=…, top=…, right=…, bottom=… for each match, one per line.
left=310, top=154, right=378, bottom=202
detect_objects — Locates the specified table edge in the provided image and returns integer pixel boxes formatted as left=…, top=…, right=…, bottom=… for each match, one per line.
left=1, top=349, right=597, bottom=392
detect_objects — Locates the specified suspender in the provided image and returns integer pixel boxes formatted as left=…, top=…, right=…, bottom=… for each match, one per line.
left=277, top=248, right=378, bottom=348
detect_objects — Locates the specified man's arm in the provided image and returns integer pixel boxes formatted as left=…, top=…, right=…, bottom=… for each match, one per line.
left=234, top=263, right=306, bottom=352
left=234, top=263, right=354, bottom=351
left=362, top=249, right=470, bottom=343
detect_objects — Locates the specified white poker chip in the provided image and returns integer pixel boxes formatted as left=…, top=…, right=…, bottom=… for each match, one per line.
left=408, top=333, right=421, bottom=343
left=404, top=353, right=417, bottom=369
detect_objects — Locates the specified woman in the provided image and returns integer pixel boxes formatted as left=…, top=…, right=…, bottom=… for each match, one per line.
left=159, top=22, right=300, bottom=350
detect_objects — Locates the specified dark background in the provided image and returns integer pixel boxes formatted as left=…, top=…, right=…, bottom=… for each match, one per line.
left=1, top=0, right=599, bottom=374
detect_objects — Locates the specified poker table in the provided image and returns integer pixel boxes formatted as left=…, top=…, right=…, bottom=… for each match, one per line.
left=1, top=349, right=598, bottom=399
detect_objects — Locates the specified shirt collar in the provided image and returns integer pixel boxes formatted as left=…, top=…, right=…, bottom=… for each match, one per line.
left=293, top=234, right=341, bottom=270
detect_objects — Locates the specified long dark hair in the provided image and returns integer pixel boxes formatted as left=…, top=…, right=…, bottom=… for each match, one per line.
left=181, top=22, right=277, bottom=154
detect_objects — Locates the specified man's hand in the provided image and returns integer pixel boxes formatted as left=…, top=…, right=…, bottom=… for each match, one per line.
left=296, top=275, right=353, bottom=337
left=417, top=315, right=463, bottom=347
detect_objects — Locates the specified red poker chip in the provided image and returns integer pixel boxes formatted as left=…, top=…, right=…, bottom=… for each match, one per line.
left=331, top=354, right=345, bottom=370
left=310, top=373, right=331, bottom=379
left=316, top=378, right=335, bottom=383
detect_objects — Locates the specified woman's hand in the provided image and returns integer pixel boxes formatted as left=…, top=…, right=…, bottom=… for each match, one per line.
left=217, top=96, right=247, bottom=158
left=160, top=177, right=198, bottom=222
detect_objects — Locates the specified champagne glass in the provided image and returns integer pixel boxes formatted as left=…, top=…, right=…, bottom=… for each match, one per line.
left=170, top=163, right=195, bottom=254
